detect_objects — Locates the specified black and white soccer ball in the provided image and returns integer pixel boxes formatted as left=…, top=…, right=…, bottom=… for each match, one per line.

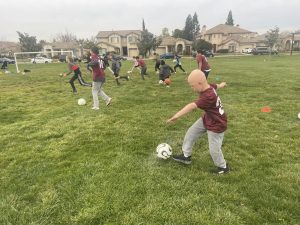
left=156, top=143, right=172, bottom=159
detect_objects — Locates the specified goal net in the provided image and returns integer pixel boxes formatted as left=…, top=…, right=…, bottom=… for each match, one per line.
left=14, top=50, right=74, bottom=73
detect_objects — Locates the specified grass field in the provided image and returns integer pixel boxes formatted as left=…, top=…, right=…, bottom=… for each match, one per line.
left=1, top=55, right=300, bottom=225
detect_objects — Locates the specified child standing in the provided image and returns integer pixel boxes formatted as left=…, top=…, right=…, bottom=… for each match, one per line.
left=87, top=47, right=111, bottom=110
left=159, top=60, right=174, bottom=87
left=167, top=69, right=229, bottom=174
left=63, top=56, right=91, bottom=94
left=154, top=53, right=161, bottom=73
left=173, top=54, right=186, bottom=74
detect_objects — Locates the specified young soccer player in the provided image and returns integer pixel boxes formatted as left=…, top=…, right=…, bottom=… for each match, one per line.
left=167, top=69, right=229, bottom=174
left=159, top=60, right=174, bottom=87
left=173, top=54, right=186, bottom=73
left=135, top=56, right=148, bottom=80
left=87, top=47, right=111, bottom=110
left=196, top=50, right=211, bottom=79
left=63, top=56, right=91, bottom=94
left=108, top=52, right=129, bottom=85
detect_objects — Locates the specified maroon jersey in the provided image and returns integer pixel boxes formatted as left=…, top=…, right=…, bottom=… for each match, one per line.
left=195, top=84, right=227, bottom=133
left=90, top=54, right=105, bottom=82
left=196, top=54, right=210, bottom=71
left=137, top=59, right=146, bottom=67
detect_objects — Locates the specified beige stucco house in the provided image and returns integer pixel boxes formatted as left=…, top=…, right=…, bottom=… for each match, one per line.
left=200, top=24, right=266, bottom=52
left=42, top=41, right=83, bottom=58
left=96, top=30, right=141, bottom=57
left=0, top=41, right=21, bottom=57
left=155, top=36, right=192, bottom=55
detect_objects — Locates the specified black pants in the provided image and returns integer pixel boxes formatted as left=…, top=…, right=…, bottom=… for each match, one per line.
left=203, top=70, right=210, bottom=79
left=174, top=64, right=185, bottom=72
left=69, top=72, right=91, bottom=93
left=155, top=62, right=160, bottom=72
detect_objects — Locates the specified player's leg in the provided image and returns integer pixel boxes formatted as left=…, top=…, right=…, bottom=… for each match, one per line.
left=69, top=75, right=77, bottom=93
left=77, top=72, right=92, bottom=87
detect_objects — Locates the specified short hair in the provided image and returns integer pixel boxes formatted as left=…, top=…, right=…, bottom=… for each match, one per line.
left=67, top=55, right=73, bottom=62
left=197, top=49, right=204, bottom=54
left=160, top=60, right=165, bottom=65
left=91, top=47, right=99, bottom=55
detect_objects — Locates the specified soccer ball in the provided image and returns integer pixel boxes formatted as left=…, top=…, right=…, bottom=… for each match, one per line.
left=298, top=112, right=300, bottom=119
left=173, top=59, right=177, bottom=63
left=78, top=98, right=86, bottom=106
left=164, top=78, right=171, bottom=85
left=156, top=143, right=172, bottom=159
left=159, top=80, right=164, bottom=84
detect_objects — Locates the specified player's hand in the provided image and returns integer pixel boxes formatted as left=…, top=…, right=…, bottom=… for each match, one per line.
left=166, top=117, right=177, bottom=123
left=63, top=73, right=67, bottom=77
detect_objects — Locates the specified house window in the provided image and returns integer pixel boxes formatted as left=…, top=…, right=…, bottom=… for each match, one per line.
left=128, top=35, right=136, bottom=43
left=110, top=37, right=119, bottom=44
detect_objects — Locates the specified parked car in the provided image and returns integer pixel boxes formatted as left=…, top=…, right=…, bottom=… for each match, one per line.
left=0, top=57, right=15, bottom=64
left=242, top=48, right=253, bottom=54
left=160, top=52, right=174, bottom=59
left=31, top=56, right=53, bottom=64
left=252, top=47, right=278, bottom=55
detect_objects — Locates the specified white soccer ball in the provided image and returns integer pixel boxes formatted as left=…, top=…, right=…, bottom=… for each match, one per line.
left=78, top=98, right=86, bottom=106
left=159, top=80, right=164, bottom=84
left=298, top=112, right=300, bottom=119
left=172, top=59, right=177, bottom=63
left=156, top=143, right=172, bottom=159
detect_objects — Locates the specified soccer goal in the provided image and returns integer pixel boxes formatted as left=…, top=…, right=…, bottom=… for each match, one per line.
left=14, top=50, right=74, bottom=73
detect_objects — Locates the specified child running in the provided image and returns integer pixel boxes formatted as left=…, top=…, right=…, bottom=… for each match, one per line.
left=63, top=56, right=91, bottom=94
left=173, top=54, right=186, bottom=74
left=159, top=60, right=174, bottom=87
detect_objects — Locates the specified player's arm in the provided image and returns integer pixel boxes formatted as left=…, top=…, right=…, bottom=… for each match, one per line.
left=216, top=82, right=227, bottom=89
left=167, top=102, right=198, bottom=123
left=87, top=60, right=98, bottom=72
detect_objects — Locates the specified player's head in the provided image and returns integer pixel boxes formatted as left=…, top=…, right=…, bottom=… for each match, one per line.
left=135, top=56, right=139, bottom=59
left=90, top=47, right=99, bottom=55
left=160, top=60, right=165, bottom=65
left=187, top=69, right=209, bottom=92
left=197, top=49, right=204, bottom=55
left=66, top=56, right=73, bottom=63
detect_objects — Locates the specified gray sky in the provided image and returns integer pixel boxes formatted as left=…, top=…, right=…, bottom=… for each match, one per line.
left=1, top=0, right=299, bottom=42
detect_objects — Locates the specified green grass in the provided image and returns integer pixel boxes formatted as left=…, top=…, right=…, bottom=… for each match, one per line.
left=1, top=55, right=300, bottom=225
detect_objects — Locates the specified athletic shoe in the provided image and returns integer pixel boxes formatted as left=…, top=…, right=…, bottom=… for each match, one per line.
left=216, top=164, right=230, bottom=175
left=106, top=98, right=112, bottom=106
left=172, top=154, right=191, bottom=165
left=91, top=107, right=99, bottom=110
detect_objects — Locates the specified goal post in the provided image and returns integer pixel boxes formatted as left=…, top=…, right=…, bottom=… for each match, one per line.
left=14, top=50, right=74, bottom=73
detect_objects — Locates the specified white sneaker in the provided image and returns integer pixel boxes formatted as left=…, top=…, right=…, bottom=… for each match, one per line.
left=91, top=107, right=99, bottom=110
left=106, top=98, right=112, bottom=106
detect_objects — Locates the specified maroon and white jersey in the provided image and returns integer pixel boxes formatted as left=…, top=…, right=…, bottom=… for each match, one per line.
left=89, top=54, right=105, bottom=82
left=195, top=84, right=227, bottom=133
left=196, top=54, right=210, bottom=72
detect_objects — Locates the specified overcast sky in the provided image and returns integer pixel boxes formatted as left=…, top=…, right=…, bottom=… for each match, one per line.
left=1, top=0, right=299, bottom=42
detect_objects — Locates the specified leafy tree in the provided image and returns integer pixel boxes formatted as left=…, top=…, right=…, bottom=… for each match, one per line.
left=55, top=31, right=77, bottom=42
left=172, top=29, right=184, bottom=38
left=78, top=36, right=98, bottom=49
left=193, top=39, right=213, bottom=51
left=17, top=31, right=42, bottom=52
left=137, top=20, right=162, bottom=57
left=161, top=28, right=170, bottom=37
left=225, top=10, right=234, bottom=26
left=183, top=14, right=194, bottom=41
left=192, top=13, right=200, bottom=41
left=265, top=26, right=280, bottom=50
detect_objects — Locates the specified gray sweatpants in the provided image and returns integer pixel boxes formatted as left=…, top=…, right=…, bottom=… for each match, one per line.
left=92, top=81, right=110, bottom=108
left=182, top=118, right=226, bottom=168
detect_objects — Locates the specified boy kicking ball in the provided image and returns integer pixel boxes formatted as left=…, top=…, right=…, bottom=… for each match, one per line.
left=167, top=69, right=229, bottom=174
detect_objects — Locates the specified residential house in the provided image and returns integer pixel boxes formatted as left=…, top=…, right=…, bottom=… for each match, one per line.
left=155, top=36, right=193, bottom=55
left=200, top=24, right=264, bottom=53
left=0, top=41, right=21, bottom=57
left=42, top=41, right=83, bottom=58
left=96, top=30, right=141, bottom=57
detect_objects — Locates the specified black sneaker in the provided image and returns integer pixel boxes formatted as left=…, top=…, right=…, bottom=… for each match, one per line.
left=172, top=154, right=192, bottom=165
left=216, top=164, right=230, bottom=175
